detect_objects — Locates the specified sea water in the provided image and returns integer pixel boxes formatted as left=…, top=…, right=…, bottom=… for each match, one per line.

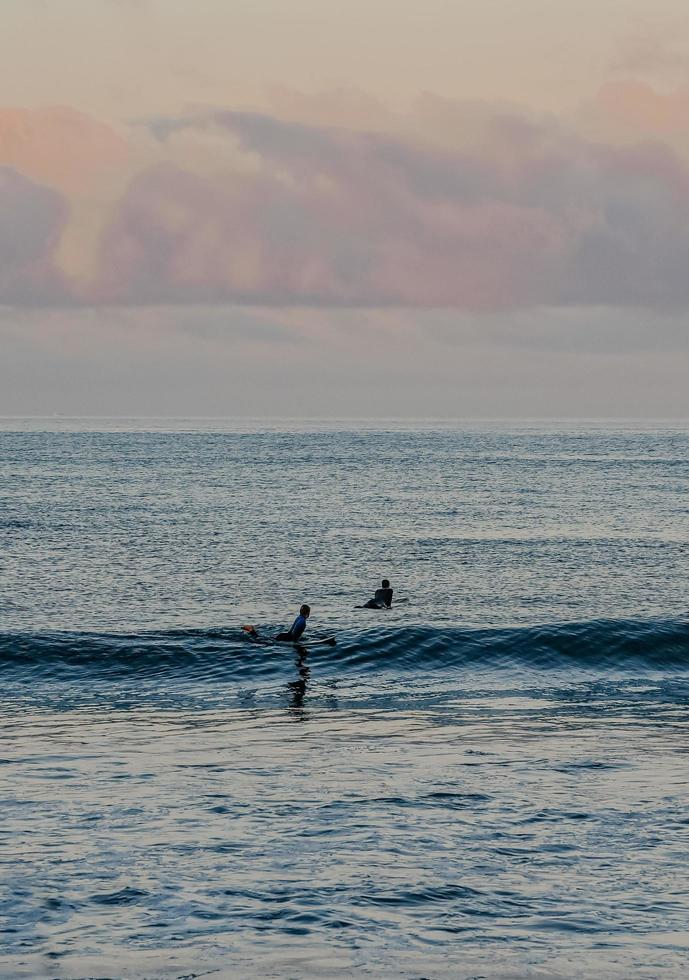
left=1, top=418, right=688, bottom=978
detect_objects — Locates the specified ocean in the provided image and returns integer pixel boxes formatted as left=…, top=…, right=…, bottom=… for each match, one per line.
left=1, top=418, right=688, bottom=978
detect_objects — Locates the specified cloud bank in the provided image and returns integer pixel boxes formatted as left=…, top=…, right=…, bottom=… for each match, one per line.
left=0, top=167, right=69, bottom=303
left=3, top=89, right=689, bottom=310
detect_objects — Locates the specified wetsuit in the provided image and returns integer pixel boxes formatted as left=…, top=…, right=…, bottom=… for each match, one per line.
left=276, top=614, right=307, bottom=642
left=363, top=587, right=393, bottom=609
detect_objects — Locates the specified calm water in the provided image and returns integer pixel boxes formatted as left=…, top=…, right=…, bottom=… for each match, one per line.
left=1, top=418, right=689, bottom=978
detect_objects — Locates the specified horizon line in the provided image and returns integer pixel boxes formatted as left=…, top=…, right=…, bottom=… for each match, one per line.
left=1, top=415, right=688, bottom=422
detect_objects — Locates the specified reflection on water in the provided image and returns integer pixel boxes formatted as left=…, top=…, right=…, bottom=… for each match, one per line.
left=287, top=648, right=310, bottom=719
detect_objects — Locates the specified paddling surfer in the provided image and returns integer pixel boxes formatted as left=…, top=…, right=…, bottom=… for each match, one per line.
left=363, top=579, right=393, bottom=609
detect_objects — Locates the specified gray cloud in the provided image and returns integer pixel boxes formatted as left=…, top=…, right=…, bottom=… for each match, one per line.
left=99, top=106, right=689, bottom=311
left=5, top=98, right=689, bottom=313
left=0, top=167, right=69, bottom=305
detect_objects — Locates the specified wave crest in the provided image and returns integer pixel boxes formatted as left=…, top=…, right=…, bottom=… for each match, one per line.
left=1, top=618, right=688, bottom=683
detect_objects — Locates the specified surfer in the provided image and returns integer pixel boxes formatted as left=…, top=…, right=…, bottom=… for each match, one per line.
left=242, top=605, right=334, bottom=646
left=243, top=605, right=310, bottom=642
left=275, top=604, right=311, bottom=642
left=363, top=579, right=393, bottom=609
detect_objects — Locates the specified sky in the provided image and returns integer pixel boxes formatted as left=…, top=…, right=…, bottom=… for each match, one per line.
left=1, top=0, right=689, bottom=416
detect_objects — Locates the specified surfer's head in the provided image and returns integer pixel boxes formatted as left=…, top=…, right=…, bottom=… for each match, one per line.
left=382, top=579, right=390, bottom=589
left=300, top=604, right=311, bottom=618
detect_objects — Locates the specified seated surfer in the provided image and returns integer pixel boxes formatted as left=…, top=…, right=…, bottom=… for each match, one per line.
left=243, top=605, right=336, bottom=647
left=363, top=579, right=393, bottom=609
left=275, top=604, right=311, bottom=642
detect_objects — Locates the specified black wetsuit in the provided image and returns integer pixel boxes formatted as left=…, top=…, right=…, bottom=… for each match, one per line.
left=363, top=587, right=393, bottom=609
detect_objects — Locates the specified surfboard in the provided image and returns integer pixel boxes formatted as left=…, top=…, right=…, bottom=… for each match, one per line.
left=241, top=626, right=336, bottom=647
left=354, top=597, right=409, bottom=609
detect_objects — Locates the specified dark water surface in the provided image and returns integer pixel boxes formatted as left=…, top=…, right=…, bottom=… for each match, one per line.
left=1, top=419, right=689, bottom=978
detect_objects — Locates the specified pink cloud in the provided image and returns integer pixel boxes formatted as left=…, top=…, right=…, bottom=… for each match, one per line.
left=4, top=93, right=689, bottom=311
left=0, top=106, right=128, bottom=195
left=91, top=106, right=689, bottom=309
left=587, top=80, right=689, bottom=142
